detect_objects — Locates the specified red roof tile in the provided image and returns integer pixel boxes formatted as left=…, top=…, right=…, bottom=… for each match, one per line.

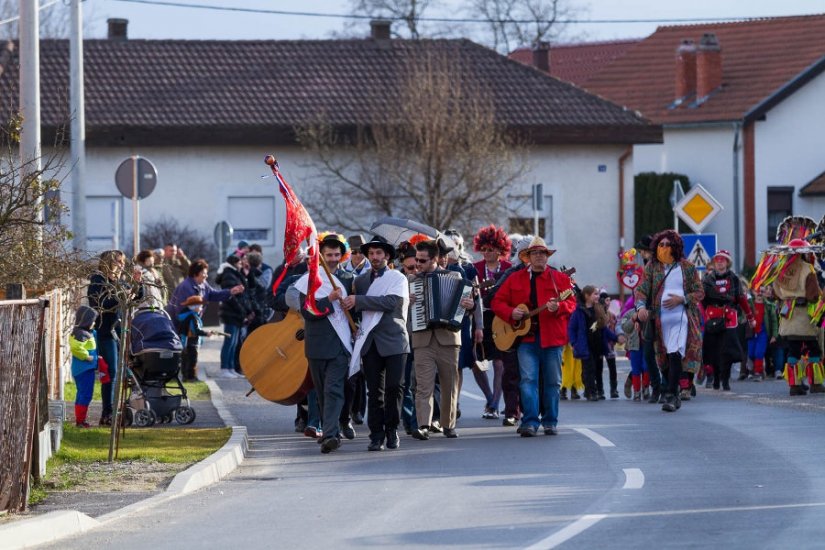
left=509, top=39, right=640, bottom=87
left=580, top=14, right=825, bottom=124
left=0, top=37, right=660, bottom=146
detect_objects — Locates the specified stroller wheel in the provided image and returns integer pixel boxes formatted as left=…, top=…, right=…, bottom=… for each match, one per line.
left=134, top=409, right=157, bottom=427
left=174, top=406, right=196, bottom=425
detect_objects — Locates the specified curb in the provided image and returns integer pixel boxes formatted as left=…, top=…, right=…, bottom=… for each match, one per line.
left=0, top=378, right=247, bottom=550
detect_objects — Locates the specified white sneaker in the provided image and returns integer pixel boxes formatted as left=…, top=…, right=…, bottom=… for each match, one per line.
left=218, top=370, right=237, bottom=379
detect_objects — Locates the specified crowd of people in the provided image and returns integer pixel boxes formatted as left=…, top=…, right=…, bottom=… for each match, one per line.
left=69, top=223, right=825, bottom=447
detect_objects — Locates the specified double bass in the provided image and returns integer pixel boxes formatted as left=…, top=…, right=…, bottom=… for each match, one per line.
left=239, top=311, right=313, bottom=405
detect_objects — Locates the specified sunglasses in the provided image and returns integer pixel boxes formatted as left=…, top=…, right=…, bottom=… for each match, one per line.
left=415, top=258, right=431, bottom=264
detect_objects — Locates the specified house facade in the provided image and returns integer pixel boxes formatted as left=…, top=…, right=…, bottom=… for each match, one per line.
left=2, top=20, right=661, bottom=291
left=516, top=15, right=825, bottom=268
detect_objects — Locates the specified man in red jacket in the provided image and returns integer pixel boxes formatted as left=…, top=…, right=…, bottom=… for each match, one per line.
left=491, top=237, right=575, bottom=437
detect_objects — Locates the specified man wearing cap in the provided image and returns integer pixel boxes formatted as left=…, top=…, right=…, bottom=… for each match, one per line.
left=342, top=236, right=410, bottom=451
left=342, top=234, right=369, bottom=276
left=701, top=250, right=754, bottom=391
left=491, top=236, right=575, bottom=437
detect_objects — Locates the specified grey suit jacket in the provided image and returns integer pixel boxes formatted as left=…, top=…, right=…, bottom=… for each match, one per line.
left=298, top=294, right=349, bottom=360
left=353, top=271, right=410, bottom=357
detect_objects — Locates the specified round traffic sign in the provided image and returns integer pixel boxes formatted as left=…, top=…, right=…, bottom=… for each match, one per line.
left=115, top=157, right=158, bottom=199
left=214, top=221, right=233, bottom=250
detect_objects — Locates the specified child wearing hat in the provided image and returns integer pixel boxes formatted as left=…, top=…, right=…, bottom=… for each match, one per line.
left=177, top=294, right=210, bottom=382
left=69, top=305, right=110, bottom=428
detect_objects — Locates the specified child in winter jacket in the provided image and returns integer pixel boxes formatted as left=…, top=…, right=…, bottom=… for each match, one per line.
left=568, top=286, right=621, bottom=401
left=69, top=305, right=109, bottom=427
left=177, top=295, right=211, bottom=381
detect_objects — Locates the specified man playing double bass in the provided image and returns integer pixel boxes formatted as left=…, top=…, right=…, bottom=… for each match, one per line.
left=342, top=236, right=410, bottom=452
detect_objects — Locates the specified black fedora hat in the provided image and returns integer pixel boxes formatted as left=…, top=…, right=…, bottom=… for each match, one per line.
left=360, top=235, right=395, bottom=260
left=635, top=234, right=653, bottom=252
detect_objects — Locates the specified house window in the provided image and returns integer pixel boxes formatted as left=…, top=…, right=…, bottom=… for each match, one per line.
left=507, top=193, right=553, bottom=243
left=228, top=196, right=275, bottom=245
left=766, top=187, right=793, bottom=242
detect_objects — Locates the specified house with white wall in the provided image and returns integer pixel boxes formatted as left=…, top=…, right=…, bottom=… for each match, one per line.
left=0, top=20, right=662, bottom=292
left=517, top=15, right=825, bottom=269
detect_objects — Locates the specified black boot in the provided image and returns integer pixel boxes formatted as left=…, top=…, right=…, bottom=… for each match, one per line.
left=647, top=388, right=660, bottom=404
left=661, top=394, right=677, bottom=412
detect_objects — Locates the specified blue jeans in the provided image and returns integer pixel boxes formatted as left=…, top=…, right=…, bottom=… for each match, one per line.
left=220, top=324, right=242, bottom=370
left=97, top=337, right=119, bottom=417
left=516, top=341, right=562, bottom=429
left=306, top=388, right=321, bottom=430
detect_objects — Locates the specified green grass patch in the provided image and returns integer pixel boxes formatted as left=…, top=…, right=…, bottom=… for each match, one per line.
left=57, top=424, right=231, bottom=463
left=63, top=380, right=210, bottom=402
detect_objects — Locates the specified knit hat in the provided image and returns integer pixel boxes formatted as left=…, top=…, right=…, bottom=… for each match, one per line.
left=74, top=305, right=97, bottom=329
left=182, top=295, right=204, bottom=306
left=713, top=249, right=732, bottom=266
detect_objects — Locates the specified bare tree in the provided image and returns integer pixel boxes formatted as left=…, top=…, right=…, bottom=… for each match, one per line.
left=0, top=0, right=71, bottom=40
left=347, top=0, right=437, bottom=39
left=297, top=47, right=527, bottom=237
left=470, top=0, right=583, bottom=54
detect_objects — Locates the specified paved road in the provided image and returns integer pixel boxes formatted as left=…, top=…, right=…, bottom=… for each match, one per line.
left=43, top=360, right=825, bottom=549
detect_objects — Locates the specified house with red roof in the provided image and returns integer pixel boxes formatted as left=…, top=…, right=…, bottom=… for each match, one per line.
left=0, top=20, right=661, bottom=290
left=515, top=15, right=825, bottom=268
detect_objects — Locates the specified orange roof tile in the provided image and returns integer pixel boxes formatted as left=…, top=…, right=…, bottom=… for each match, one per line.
left=581, top=14, right=825, bottom=125
left=509, top=39, right=640, bottom=87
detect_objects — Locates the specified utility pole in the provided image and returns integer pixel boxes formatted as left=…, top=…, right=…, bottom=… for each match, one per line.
left=70, top=0, right=86, bottom=251
left=19, top=0, right=42, bottom=249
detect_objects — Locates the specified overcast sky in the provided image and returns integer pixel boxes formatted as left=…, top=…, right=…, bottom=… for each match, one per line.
left=83, top=0, right=824, bottom=44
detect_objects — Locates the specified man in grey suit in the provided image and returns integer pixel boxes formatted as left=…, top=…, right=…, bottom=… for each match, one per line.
left=293, top=264, right=353, bottom=454
left=342, top=236, right=410, bottom=451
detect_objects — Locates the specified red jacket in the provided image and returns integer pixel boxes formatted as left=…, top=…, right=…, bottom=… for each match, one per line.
left=491, top=267, right=575, bottom=347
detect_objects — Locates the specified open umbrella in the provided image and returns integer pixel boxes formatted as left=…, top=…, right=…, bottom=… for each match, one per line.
left=369, top=216, right=458, bottom=253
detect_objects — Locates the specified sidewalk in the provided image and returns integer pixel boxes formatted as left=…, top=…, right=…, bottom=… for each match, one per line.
left=0, top=335, right=249, bottom=550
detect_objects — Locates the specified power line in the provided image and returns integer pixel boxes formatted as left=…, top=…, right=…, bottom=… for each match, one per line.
left=108, top=0, right=766, bottom=26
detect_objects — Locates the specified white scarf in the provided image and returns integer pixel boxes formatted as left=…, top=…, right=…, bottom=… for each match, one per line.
left=293, top=272, right=353, bottom=355
left=348, top=268, right=409, bottom=377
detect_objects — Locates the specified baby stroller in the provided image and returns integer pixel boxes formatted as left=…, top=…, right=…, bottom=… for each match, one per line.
left=124, top=308, right=196, bottom=427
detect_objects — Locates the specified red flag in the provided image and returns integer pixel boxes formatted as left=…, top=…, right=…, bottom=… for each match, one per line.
left=266, top=155, right=327, bottom=315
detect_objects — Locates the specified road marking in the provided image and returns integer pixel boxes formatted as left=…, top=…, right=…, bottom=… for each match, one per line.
left=460, top=390, right=486, bottom=402
left=622, top=468, right=644, bottom=489
left=523, top=514, right=607, bottom=550
left=572, top=427, right=615, bottom=447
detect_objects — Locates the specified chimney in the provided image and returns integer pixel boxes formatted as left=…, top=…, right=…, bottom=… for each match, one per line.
left=674, top=39, right=696, bottom=103
left=107, top=18, right=128, bottom=41
left=370, top=19, right=391, bottom=40
left=532, top=41, right=550, bottom=73
left=696, top=33, right=722, bottom=99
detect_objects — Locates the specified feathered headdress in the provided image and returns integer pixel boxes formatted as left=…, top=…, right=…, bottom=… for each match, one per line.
left=318, top=231, right=351, bottom=263
left=473, top=225, right=511, bottom=257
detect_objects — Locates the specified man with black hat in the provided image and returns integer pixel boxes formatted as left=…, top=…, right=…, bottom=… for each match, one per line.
left=342, top=236, right=410, bottom=451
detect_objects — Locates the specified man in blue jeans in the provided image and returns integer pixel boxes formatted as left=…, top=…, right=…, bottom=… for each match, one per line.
left=491, top=237, right=576, bottom=437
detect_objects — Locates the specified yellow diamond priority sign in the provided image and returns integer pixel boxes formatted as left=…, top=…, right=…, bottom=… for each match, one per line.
left=674, top=184, right=723, bottom=233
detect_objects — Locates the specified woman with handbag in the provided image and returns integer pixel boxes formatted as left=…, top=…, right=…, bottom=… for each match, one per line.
left=635, top=230, right=705, bottom=412
left=701, top=250, right=755, bottom=391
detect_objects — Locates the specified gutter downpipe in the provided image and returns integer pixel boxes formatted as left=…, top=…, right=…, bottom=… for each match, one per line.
left=732, top=122, right=741, bottom=271
left=618, top=145, right=632, bottom=302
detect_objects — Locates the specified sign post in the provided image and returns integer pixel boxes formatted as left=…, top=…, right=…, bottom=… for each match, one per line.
left=532, top=183, right=543, bottom=237
left=115, top=156, right=157, bottom=254
left=214, top=221, right=234, bottom=265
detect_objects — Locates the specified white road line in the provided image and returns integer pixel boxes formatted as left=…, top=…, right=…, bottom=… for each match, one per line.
left=622, top=468, right=645, bottom=489
left=459, top=390, right=486, bottom=402
left=523, top=514, right=608, bottom=550
left=572, top=427, right=615, bottom=447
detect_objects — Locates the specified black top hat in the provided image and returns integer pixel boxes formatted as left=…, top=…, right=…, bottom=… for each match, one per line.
left=360, top=235, right=395, bottom=260
left=635, top=234, right=653, bottom=252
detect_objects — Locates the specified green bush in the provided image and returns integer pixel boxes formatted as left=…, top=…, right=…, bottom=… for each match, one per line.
left=634, top=172, right=691, bottom=243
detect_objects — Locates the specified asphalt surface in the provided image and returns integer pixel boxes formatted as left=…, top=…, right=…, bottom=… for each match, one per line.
left=38, top=356, right=825, bottom=550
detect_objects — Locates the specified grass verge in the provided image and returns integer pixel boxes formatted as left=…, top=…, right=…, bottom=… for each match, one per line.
left=63, top=380, right=210, bottom=402
left=33, top=424, right=231, bottom=499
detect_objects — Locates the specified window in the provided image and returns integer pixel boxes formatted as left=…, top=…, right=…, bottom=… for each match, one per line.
left=766, top=187, right=793, bottom=242
left=228, top=196, right=276, bottom=245
left=506, top=193, right=553, bottom=243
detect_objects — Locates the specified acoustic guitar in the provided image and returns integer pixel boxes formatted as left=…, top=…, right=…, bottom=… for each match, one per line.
left=492, top=288, right=574, bottom=352
left=239, top=310, right=313, bottom=405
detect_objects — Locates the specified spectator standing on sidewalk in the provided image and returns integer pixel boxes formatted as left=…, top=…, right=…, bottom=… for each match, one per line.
left=216, top=255, right=252, bottom=379
left=161, top=243, right=190, bottom=298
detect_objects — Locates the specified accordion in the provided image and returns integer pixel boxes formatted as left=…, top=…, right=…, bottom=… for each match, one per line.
left=410, top=271, right=473, bottom=332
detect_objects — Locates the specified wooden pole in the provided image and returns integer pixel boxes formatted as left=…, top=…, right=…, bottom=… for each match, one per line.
left=318, top=256, right=357, bottom=333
